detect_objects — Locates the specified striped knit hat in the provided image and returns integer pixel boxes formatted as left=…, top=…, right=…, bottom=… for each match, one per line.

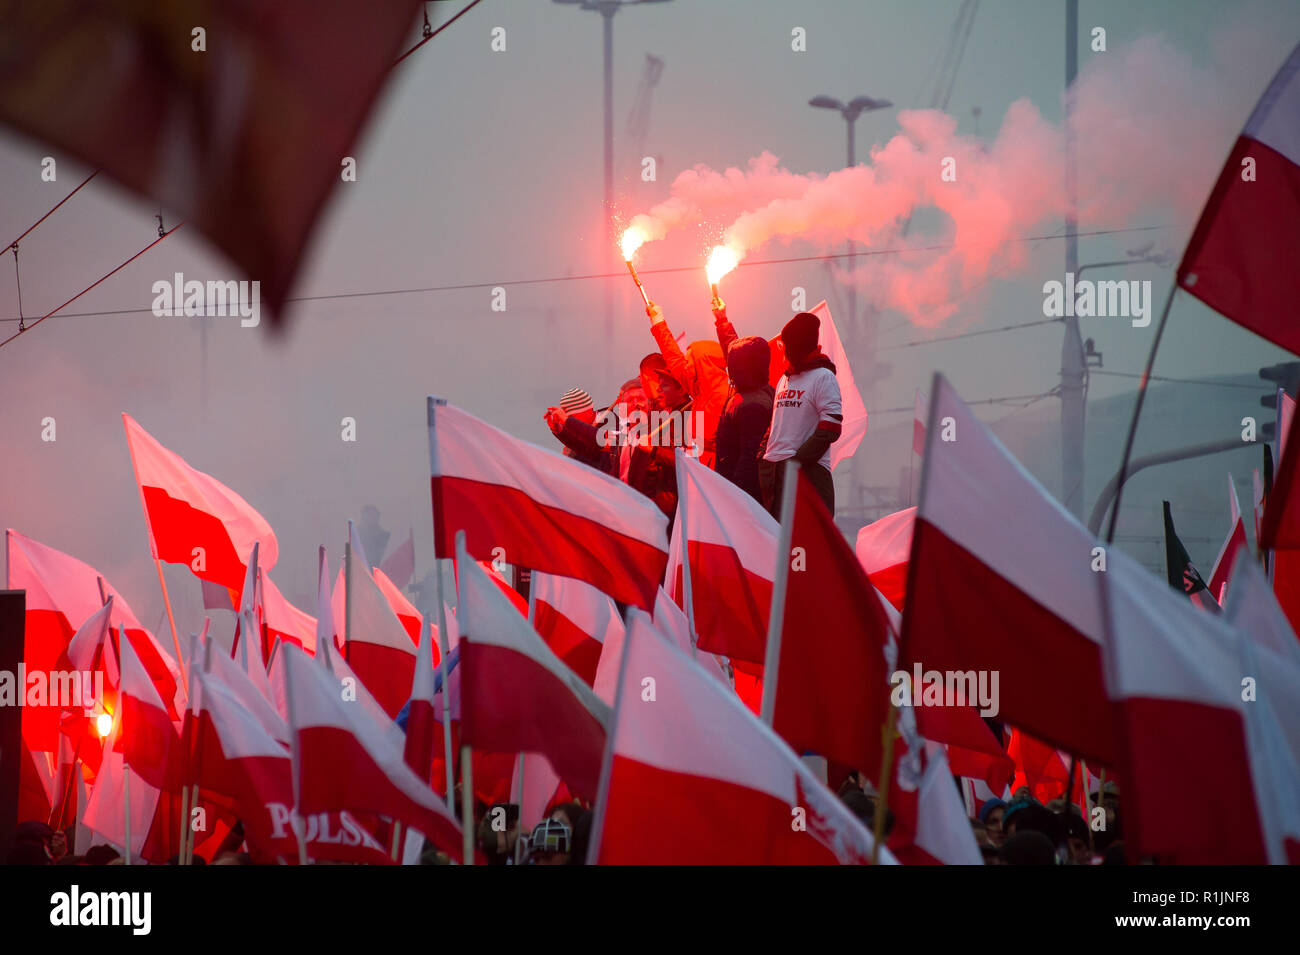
left=559, top=388, right=594, bottom=415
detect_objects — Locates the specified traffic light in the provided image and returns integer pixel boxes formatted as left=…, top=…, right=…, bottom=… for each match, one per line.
left=1260, top=361, right=1300, bottom=442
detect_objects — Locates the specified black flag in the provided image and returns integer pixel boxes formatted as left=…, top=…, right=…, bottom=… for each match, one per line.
left=1162, top=501, right=1218, bottom=611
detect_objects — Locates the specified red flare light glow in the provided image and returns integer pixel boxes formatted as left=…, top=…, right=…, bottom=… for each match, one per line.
left=706, top=245, right=741, bottom=300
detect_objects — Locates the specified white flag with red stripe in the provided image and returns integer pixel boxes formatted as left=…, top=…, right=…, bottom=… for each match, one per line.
left=855, top=505, right=916, bottom=611
left=1207, top=476, right=1248, bottom=605
left=808, top=301, right=867, bottom=470
left=455, top=537, right=611, bottom=801
left=192, top=670, right=391, bottom=864
left=260, top=573, right=316, bottom=656
left=428, top=398, right=668, bottom=610
left=1178, top=43, right=1300, bottom=355
left=1102, top=548, right=1300, bottom=863
left=117, top=625, right=183, bottom=793
left=901, top=374, right=1117, bottom=766
left=912, top=389, right=928, bottom=457
left=6, top=529, right=182, bottom=743
left=671, top=451, right=776, bottom=666
left=122, top=413, right=278, bottom=590
left=531, top=570, right=623, bottom=686
left=403, top=616, right=439, bottom=783
left=589, top=610, right=896, bottom=864
left=374, top=565, right=422, bottom=643
left=282, top=644, right=464, bottom=861
left=335, top=522, right=417, bottom=718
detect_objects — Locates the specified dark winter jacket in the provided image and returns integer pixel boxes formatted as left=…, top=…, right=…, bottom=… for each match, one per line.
left=715, top=334, right=774, bottom=503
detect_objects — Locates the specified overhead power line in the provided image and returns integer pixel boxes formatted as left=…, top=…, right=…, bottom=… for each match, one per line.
left=0, top=224, right=1170, bottom=325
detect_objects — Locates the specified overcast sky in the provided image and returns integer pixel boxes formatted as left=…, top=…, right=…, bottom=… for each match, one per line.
left=2, top=0, right=1297, bottom=627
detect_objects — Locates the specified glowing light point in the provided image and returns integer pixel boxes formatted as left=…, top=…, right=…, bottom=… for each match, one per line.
left=706, top=245, right=741, bottom=286
left=96, top=713, right=113, bottom=738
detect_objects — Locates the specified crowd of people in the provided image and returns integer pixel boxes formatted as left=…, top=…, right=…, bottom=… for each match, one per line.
left=543, top=298, right=845, bottom=519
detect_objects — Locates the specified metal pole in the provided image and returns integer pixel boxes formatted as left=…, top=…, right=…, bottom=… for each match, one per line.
left=845, top=114, right=857, bottom=346
left=1086, top=436, right=1249, bottom=537
left=602, top=6, right=615, bottom=363
left=1060, top=0, right=1086, bottom=520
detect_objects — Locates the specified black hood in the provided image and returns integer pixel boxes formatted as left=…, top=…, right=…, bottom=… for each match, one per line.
left=786, top=349, right=836, bottom=376
left=727, top=335, right=771, bottom=391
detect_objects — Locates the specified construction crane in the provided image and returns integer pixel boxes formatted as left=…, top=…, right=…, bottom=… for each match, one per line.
left=622, top=54, right=664, bottom=181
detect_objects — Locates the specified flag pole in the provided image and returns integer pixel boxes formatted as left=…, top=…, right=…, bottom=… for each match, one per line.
left=759, top=461, right=800, bottom=726
left=119, top=625, right=131, bottom=865
left=344, top=523, right=354, bottom=666
left=870, top=704, right=897, bottom=865
left=513, top=583, right=539, bottom=862
left=454, top=530, right=475, bottom=865
left=674, top=451, right=698, bottom=659
left=282, top=650, right=310, bottom=867
left=429, top=398, right=458, bottom=809
left=1103, top=284, right=1179, bottom=546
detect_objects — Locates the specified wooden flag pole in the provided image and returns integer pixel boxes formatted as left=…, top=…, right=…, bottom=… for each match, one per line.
left=870, top=703, right=897, bottom=865
left=281, top=649, right=310, bottom=867
left=344, top=526, right=353, bottom=666
left=454, top=530, right=475, bottom=865
left=428, top=399, right=457, bottom=809
left=759, top=461, right=800, bottom=726
left=119, top=630, right=131, bottom=866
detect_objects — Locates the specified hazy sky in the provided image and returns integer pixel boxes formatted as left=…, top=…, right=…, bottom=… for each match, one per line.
left=2, top=0, right=1297, bottom=627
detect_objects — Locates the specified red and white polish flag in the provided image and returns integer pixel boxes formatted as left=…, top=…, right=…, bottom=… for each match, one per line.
left=117, top=625, right=184, bottom=793
left=1221, top=549, right=1300, bottom=794
left=260, top=573, right=317, bottom=656
left=374, top=565, right=422, bottom=643
left=901, top=374, right=1118, bottom=766
left=6, top=529, right=182, bottom=742
left=671, top=450, right=777, bottom=666
left=1103, top=548, right=1300, bottom=863
left=282, top=644, right=464, bottom=861
left=428, top=398, right=668, bottom=610
left=201, top=630, right=290, bottom=747
left=333, top=523, right=418, bottom=719
left=531, top=570, right=624, bottom=686
left=1223, top=548, right=1300, bottom=665
left=808, top=300, right=868, bottom=470
left=123, top=414, right=278, bottom=591
left=771, top=469, right=894, bottom=776
left=1207, top=476, right=1248, bottom=605
left=192, top=671, right=390, bottom=865
left=589, top=610, right=897, bottom=864
left=887, top=729, right=983, bottom=866
left=456, top=542, right=612, bottom=801
left=912, top=388, right=928, bottom=457
left=1178, top=43, right=1300, bottom=355
left=402, top=616, right=439, bottom=784
left=855, top=505, right=916, bottom=611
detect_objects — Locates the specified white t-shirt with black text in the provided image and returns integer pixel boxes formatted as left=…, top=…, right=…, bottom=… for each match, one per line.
left=763, top=366, right=842, bottom=471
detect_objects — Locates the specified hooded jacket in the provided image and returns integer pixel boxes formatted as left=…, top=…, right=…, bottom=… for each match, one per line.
left=715, top=334, right=774, bottom=503
left=650, top=322, right=729, bottom=465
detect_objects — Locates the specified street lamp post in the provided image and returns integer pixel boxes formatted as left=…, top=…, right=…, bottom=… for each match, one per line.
left=808, top=94, right=891, bottom=369
left=554, top=0, right=673, bottom=363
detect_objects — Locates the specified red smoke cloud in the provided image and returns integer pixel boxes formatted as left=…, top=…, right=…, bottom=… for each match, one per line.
left=628, top=36, right=1242, bottom=327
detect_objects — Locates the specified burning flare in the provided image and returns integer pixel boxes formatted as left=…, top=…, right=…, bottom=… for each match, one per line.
left=706, top=245, right=741, bottom=286
left=96, top=712, right=113, bottom=738
left=620, top=226, right=647, bottom=262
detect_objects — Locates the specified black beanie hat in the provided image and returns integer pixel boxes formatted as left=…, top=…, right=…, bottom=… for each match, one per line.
left=781, top=312, right=820, bottom=360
